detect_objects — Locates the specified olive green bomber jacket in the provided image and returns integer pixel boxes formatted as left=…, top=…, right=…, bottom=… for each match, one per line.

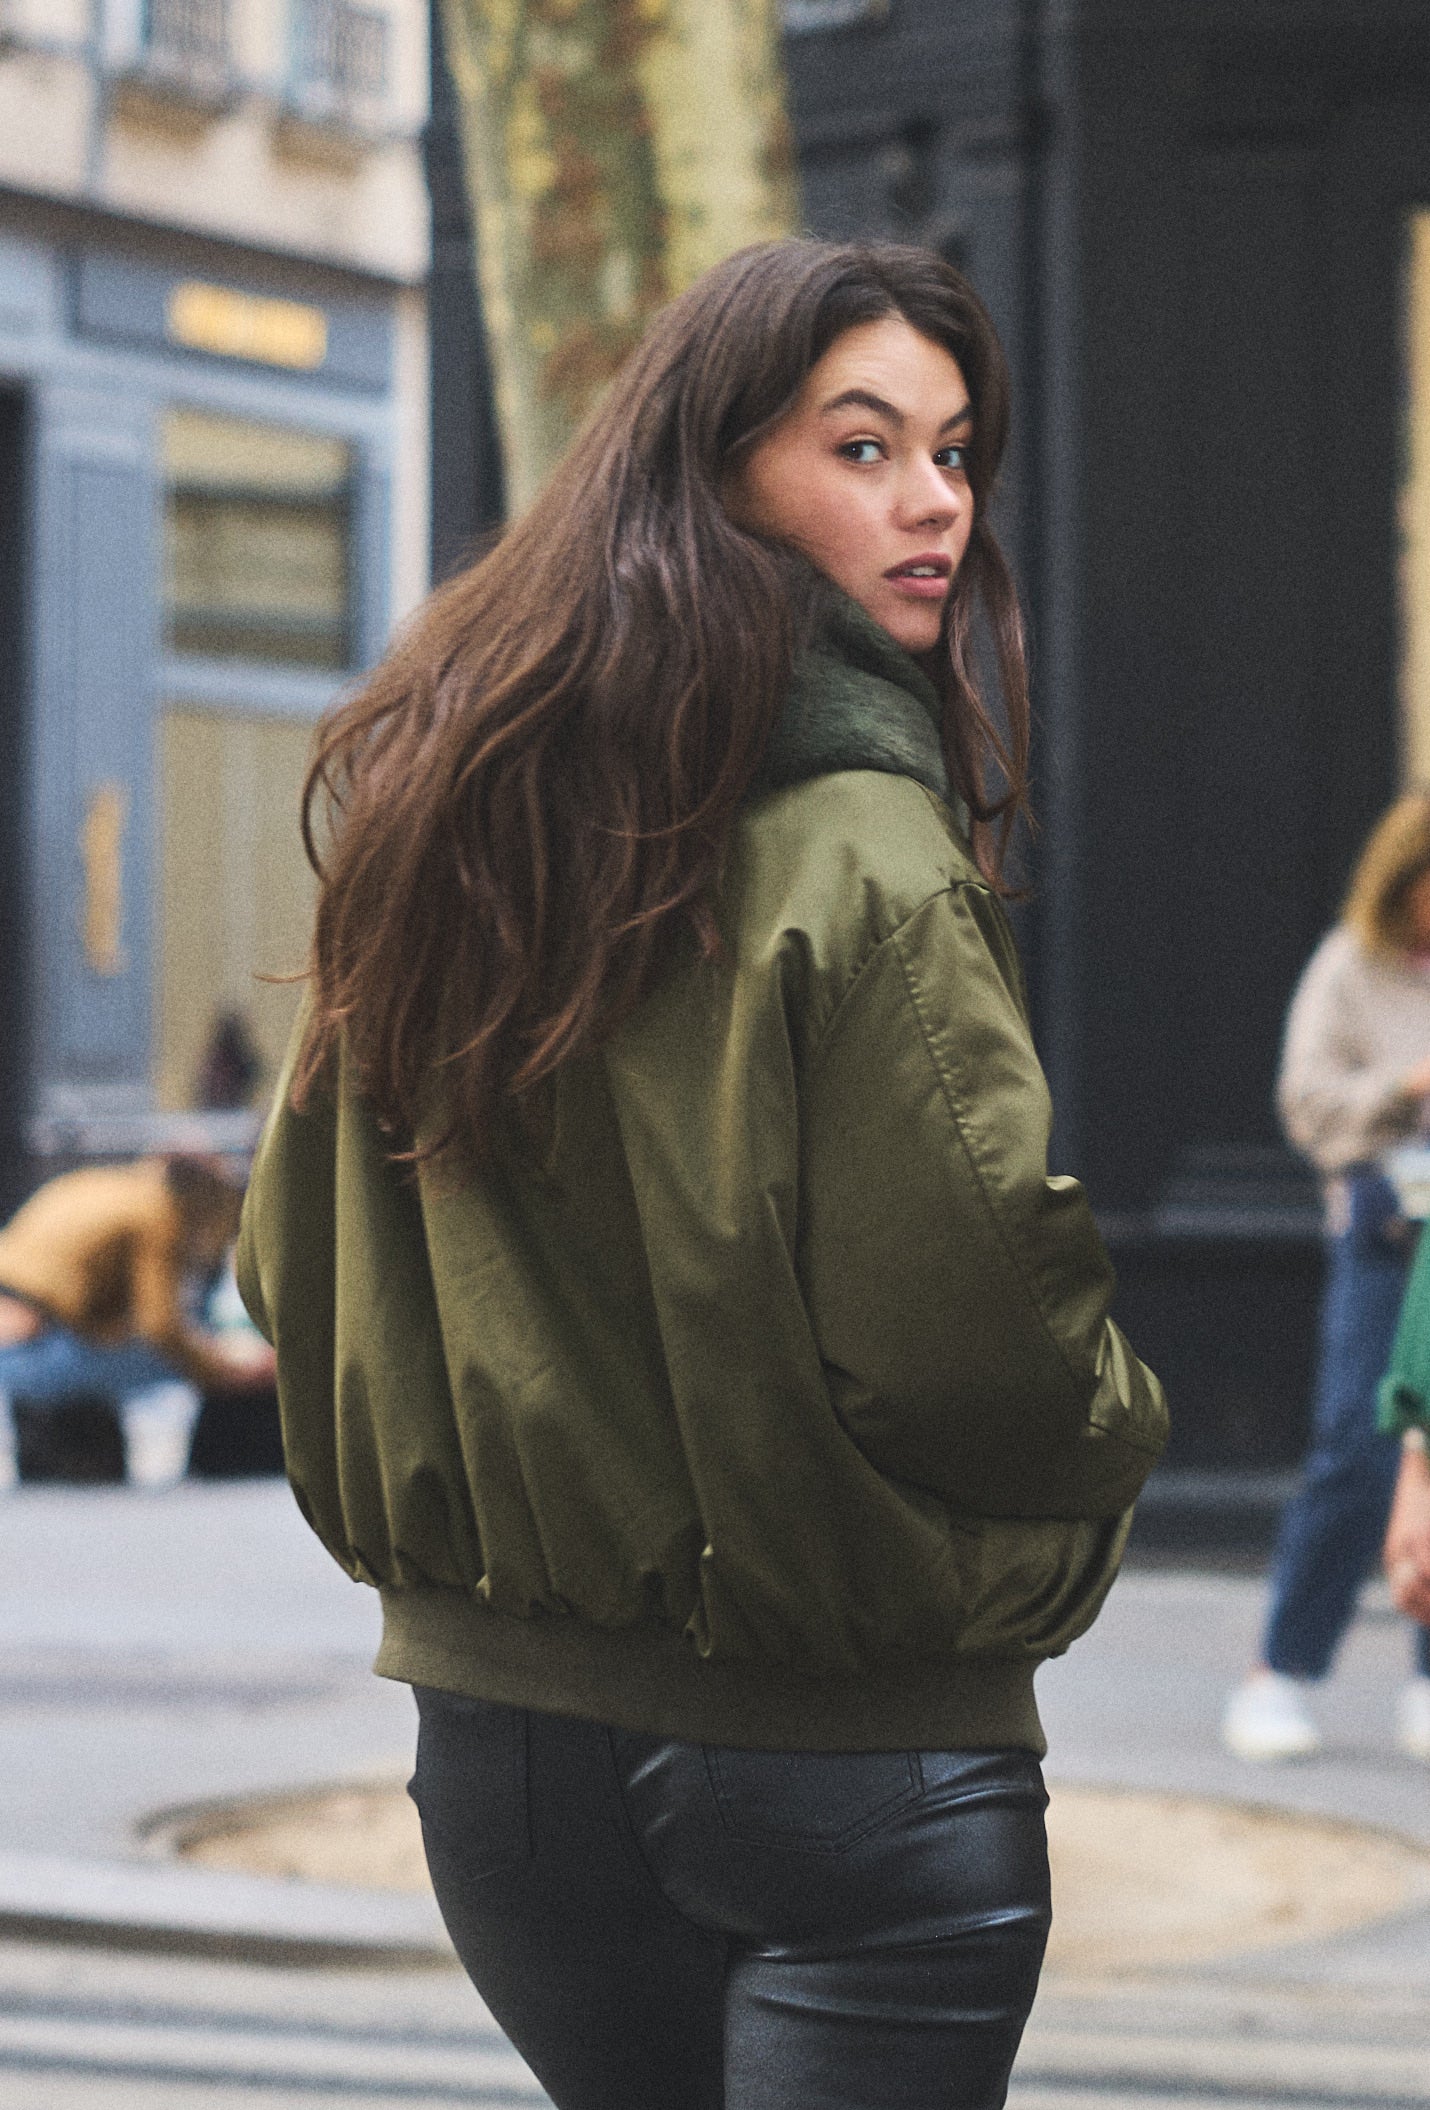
left=237, top=605, right=1168, bottom=1754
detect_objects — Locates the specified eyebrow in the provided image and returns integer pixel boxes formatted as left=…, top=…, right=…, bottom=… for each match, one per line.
left=818, top=388, right=974, bottom=436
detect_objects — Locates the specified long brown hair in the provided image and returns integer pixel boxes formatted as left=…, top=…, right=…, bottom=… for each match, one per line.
left=297, top=239, right=1030, bottom=1157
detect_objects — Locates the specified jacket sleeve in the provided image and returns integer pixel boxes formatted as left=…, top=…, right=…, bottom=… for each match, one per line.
left=234, top=1040, right=369, bottom=1583
left=1276, top=937, right=1419, bottom=1174
left=1379, top=1219, right=1430, bottom=1436
left=796, top=881, right=1168, bottom=1520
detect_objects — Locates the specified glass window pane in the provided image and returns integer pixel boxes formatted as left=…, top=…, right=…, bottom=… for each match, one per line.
left=162, top=409, right=353, bottom=669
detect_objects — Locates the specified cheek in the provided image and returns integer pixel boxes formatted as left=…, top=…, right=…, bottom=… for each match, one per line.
left=793, top=479, right=881, bottom=580
left=730, top=447, right=887, bottom=594
left=941, top=508, right=975, bottom=585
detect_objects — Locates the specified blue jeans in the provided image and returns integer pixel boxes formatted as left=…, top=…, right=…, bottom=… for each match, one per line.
left=1264, top=1226, right=1430, bottom=1680
left=0, top=1326, right=177, bottom=1402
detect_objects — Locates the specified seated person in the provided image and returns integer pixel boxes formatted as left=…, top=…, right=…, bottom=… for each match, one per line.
left=0, top=1154, right=276, bottom=1406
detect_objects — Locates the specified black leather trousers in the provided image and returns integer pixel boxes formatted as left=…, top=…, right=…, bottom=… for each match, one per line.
left=410, top=1687, right=1051, bottom=2110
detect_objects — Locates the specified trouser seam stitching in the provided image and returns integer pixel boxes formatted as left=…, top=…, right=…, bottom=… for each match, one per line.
left=600, top=1728, right=727, bottom=1951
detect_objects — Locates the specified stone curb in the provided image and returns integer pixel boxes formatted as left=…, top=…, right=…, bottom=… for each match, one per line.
left=0, top=1849, right=454, bottom=1967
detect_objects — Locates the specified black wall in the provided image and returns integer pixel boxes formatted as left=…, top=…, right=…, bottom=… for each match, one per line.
left=1059, top=2, right=1430, bottom=1464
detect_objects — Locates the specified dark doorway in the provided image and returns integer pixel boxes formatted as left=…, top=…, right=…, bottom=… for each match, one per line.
left=0, top=391, right=30, bottom=1216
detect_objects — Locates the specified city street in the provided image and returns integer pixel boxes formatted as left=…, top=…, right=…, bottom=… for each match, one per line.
left=0, top=1937, right=537, bottom=2109
left=0, top=1922, right=1427, bottom=2110
left=2, top=0, right=1428, bottom=2102
left=0, top=1479, right=1427, bottom=2107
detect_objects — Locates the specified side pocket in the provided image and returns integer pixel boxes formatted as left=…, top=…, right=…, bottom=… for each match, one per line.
left=705, top=1747, right=924, bottom=1853
left=408, top=1686, right=532, bottom=1875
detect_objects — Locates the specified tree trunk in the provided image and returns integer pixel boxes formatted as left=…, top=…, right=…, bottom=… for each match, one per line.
left=438, top=0, right=798, bottom=514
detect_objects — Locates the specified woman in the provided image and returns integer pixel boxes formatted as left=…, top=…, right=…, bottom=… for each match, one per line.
left=1223, top=793, right=1430, bottom=1763
left=238, top=241, right=1167, bottom=2110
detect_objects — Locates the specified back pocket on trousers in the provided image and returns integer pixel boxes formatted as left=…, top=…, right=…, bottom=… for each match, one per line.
left=408, top=1686, right=532, bottom=1874
left=706, top=1747, right=923, bottom=1852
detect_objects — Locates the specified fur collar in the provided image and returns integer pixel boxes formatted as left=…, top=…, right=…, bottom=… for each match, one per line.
left=757, top=591, right=950, bottom=803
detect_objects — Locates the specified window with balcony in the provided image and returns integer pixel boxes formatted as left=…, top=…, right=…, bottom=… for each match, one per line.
left=162, top=409, right=354, bottom=671
left=138, top=0, right=230, bottom=86
left=289, top=0, right=389, bottom=128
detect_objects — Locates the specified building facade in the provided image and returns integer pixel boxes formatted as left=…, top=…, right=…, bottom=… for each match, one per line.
left=0, top=0, right=429, bottom=1203
left=427, top=0, right=1430, bottom=1472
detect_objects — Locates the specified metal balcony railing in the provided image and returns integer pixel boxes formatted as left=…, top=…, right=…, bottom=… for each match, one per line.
left=292, top=0, right=389, bottom=116
left=142, top=0, right=230, bottom=70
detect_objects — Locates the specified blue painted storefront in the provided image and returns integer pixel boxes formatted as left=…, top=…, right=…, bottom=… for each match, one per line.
left=0, top=213, right=406, bottom=1203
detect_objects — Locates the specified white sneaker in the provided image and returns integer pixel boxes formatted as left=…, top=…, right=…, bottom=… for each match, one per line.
left=1396, top=1676, right=1430, bottom=1761
left=1222, top=1671, right=1322, bottom=1761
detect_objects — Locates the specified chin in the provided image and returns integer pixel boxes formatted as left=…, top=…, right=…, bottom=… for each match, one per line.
left=882, top=611, right=945, bottom=656
left=842, top=582, right=946, bottom=656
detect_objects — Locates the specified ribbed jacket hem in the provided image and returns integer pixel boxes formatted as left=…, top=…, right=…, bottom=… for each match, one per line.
left=375, top=1586, right=1047, bottom=1755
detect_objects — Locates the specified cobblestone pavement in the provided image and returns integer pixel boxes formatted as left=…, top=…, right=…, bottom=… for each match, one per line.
left=0, top=1936, right=539, bottom=2108
left=2, top=1931, right=1426, bottom=2110
left=1018, top=1971, right=1430, bottom=2110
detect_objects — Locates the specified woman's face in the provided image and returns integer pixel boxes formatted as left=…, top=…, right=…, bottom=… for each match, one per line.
left=728, top=316, right=975, bottom=657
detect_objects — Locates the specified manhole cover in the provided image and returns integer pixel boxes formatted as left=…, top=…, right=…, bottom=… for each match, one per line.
left=159, top=1779, right=1430, bottom=1976
left=1042, top=1784, right=1430, bottom=1973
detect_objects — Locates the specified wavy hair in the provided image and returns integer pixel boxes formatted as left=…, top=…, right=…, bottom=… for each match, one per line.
left=295, top=239, right=1031, bottom=1158
left=1343, top=791, right=1430, bottom=958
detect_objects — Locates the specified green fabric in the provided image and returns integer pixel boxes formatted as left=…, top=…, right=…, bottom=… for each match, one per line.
left=237, top=601, right=1168, bottom=1752
left=759, top=595, right=950, bottom=804
left=374, top=1585, right=1059, bottom=1753
left=1379, top=1227, right=1430, bottom=1435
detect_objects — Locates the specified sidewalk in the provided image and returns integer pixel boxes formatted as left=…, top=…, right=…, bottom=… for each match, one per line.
left=0, top=1479, right=441, bottom=1960
left=1, top=1476, right=1428, bottom=1976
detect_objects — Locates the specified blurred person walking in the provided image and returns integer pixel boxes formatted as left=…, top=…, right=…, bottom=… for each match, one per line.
left=1224, top=794, right=1430, bottom=1762
left=238, top=240, right=1167, bottom=2110
left=195, top=1009, right=264, bottom=1112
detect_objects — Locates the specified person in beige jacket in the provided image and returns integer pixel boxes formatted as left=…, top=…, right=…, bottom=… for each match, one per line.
left=1224, top=793, right=1430, bottom=1762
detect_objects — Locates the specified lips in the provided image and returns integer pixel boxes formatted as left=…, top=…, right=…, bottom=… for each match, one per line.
left=884, top=554, right=953, bottom=602
left=884, top=555, right=952, bottom=580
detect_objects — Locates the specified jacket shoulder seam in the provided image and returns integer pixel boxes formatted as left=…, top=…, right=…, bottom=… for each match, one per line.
left=806, top=878, right=986, bottom=1072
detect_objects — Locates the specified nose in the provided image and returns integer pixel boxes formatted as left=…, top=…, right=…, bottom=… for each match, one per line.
left=893, top=456, right=962, bottom=531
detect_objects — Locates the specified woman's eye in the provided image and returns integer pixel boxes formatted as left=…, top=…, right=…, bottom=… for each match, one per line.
left=934, top=444, right=968, bottom=473
left=839, top=439, right=884, bottom=464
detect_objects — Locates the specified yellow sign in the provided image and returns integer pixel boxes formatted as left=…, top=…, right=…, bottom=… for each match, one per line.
left=81, top=782, right=128, bottom=978
left=166, top=281, right=328, bottom=372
